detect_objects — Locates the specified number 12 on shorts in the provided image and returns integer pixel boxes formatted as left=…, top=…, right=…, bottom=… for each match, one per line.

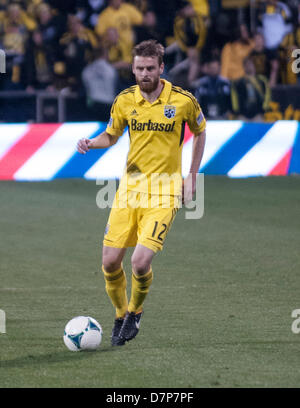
left=152, top=221, right=167, bottom=242
left=151, top=208, right=178, bottom=243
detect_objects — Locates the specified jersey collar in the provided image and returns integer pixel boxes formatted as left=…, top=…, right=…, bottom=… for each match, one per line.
left=135, top=79, right=172, bottom=105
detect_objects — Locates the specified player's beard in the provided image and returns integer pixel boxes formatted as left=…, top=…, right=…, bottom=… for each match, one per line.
left=136, top=76, right=160, bottom=93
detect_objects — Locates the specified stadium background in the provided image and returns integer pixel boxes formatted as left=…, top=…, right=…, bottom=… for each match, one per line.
left=1, top=0, right=300, bottom=389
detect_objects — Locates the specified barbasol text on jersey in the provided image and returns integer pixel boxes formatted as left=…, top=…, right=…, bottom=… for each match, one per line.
left=131, top=119, right=175, bottom=132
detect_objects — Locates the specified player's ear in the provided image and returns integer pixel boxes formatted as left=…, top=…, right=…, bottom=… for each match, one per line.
left=159, top=62, right=164, bottom=75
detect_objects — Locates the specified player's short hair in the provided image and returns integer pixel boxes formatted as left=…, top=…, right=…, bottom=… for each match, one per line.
left=132, top=40, right=165, bottom=65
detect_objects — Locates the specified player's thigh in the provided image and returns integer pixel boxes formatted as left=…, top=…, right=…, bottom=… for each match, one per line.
left=137, top=196, right=179, bottom=253
left=103, top=191, right=138, bottom=250
left=102, top=246, right=127, bottom=272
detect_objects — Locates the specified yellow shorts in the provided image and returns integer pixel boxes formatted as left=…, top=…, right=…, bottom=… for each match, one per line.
left=103, top=190, right=180, bottom=253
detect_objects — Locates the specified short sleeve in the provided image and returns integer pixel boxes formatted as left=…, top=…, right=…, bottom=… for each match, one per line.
left=187, top=96, right=206, bottom=135
left=106, top=95, right=127, bottom=137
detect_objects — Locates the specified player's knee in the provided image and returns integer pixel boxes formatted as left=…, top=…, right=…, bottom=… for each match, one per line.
left=102, top=247, right=123, bottom=272
left=102, top=257, right=122, bottom=273
left=131, top=255, right=151, bottom=276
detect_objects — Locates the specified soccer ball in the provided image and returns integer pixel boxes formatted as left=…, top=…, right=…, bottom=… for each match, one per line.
left=63, top=316, right=102, bottom=351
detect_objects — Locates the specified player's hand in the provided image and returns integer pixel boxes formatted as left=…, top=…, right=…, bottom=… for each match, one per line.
left=182, top=173, right=196, bottom=204
left=77, top=138, right=92, bottom=154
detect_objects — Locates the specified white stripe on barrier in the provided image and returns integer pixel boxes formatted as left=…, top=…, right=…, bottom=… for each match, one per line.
left=84, top=131, right=130, bottom=180
left=228, top=121, right=298, bottom=177
left=169, top=121, right=244, bottom=178
left=14, top=122, right=100, bottom=180
left=0, top=124, right=29, bottom=161
left=199, top=121, right=243, bottom=170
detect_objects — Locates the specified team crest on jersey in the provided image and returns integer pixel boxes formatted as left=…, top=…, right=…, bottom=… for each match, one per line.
left=164, top=105, right=176, bottom=119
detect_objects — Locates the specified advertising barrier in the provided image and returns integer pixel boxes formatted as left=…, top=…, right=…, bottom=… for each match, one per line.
left=0, top=121, right=299, bottom=180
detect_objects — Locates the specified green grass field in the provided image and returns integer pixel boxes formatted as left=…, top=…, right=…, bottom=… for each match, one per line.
left=0, top=176, right=300, bottom=388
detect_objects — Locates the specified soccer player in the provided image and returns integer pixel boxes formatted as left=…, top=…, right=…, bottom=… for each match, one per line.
left=77, top=40, right=206, bottom=346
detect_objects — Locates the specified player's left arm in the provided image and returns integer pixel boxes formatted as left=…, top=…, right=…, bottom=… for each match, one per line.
left=183, top=96, right=206, bottom=203
left=183, top=130, right=206, bottom=203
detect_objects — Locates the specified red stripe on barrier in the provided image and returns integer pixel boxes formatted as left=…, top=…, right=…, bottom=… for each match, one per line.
left=0, top=124, right=61, bottom=180
left=268, top=149, right=292, bottom=176
left=184, top=123, right=193, bottom=144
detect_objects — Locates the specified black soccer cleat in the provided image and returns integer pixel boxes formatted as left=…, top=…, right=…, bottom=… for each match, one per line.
left=111, top=317, right=125, bottom=346
left=118, top=311, right=143, bottom=343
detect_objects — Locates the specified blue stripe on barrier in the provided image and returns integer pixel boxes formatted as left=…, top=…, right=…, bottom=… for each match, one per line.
left=53, top=123, right=108, bottom=179
left=288, top=122, right=300, bottom=174
left=201, top=123, right=274, bottom=175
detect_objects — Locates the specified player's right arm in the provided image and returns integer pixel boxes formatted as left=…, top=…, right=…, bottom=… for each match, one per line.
left=77, top=92, right=127, bottom=154
left=77, top=131, right=118, bottom=154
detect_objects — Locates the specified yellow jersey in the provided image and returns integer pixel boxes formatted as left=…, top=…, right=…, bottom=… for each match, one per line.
left=95, top=4, right=143, bottom=63
left=106, top=79, right=206, bottom=196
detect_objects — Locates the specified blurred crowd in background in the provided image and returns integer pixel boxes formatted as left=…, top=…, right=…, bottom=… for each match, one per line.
left=0, top=0, right=300, bottom=122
